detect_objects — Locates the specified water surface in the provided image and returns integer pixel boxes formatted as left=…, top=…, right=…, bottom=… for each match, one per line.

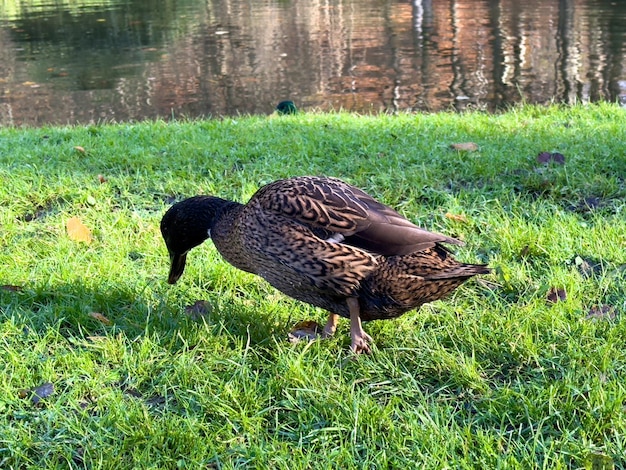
left=1, top=0, right=624, bottom=125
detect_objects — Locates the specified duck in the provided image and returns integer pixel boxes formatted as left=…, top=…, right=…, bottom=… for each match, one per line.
left=160, top=176, right=490, bottom=353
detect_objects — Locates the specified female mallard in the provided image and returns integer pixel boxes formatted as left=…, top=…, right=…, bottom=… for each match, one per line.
left=161, top=176, right=489, bottom=353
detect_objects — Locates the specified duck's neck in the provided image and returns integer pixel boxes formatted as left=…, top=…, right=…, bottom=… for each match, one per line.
left=210, top=201, right=254, bottom=272
left=210, top=200, right=245, bottom=237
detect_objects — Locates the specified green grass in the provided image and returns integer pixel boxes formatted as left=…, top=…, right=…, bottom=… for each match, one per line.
left=1, top=104, right=625, bottom=469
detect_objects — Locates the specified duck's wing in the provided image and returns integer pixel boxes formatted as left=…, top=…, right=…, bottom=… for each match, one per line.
left=250, top=217, right=378, bottom=297
left=251, top=176, right=462, bottom=256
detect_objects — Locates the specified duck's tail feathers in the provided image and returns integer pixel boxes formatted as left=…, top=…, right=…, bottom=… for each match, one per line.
left=423, top=264, right=490, bottom=281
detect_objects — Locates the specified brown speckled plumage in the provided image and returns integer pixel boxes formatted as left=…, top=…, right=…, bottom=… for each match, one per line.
left=160, top=176, right=490, bottom=353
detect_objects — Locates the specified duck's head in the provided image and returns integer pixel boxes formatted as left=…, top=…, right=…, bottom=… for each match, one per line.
left=276, top=100, right=297, bottom=115
left=160, top=196, right=228, bottom=284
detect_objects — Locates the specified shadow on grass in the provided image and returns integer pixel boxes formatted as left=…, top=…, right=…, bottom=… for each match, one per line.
left=0, top=279, right=287, bottom=352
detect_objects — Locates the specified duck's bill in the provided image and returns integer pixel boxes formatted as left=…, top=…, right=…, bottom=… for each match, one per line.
left=167, top=252, right=187, bottom=284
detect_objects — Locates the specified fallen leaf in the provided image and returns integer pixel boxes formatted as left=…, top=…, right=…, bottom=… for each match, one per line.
left=551, top=152, right=565, bottom=164
left=450, top=142, right=479, bottom=152
left=97, top=174, right=107, bottom=184
left=1, top=284, right=23, bottom=292
left=22, top=203, right=52, bottom=222
left=128, top=251, right=144, bottom=260
left=568, top=196, right=606, bottom=213
left=574, top=255, right=603, bottom=278
left=445, top=212, right=468, bottom=223
left=86, top=335, right=108, bottom=342
left=31, top=382, right=54, bottom=404
left=185, top=300, right=212, bottom=319
left=583, top=197, right=601, bottom=209
left=74, top=146, right=86, bottom=154
left=546, top=287, right=567, bottom=304
left=118, top=383, right=142, bottom=398
left=586, top=305, right=616, bottom=321
left=536, top=152, right=552, bottom=164
left=117, top=382, right=170, bottom=408
left=88, top=312, right=111, bottom=325
left=146, top=394, right=167, bottom=407
left=475, top=278, right=501, bottom=291
left=66, top=217, right=92, bottom=243
left=288, top=320, right=322, bottom=343
left=78, top=401, right=91, bottom=410
left=537, top=151, right=565, bottom=165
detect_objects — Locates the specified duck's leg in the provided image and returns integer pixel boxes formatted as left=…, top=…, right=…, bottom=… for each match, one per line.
left=347, top=297, right=372, bottom=354
left=322, top=313, right=339, bottom=338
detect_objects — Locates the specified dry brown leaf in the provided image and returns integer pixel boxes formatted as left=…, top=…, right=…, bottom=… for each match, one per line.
left=546, top=287, right=567, bottom=304
left=66, top=217, right=92, bottom=243
left=581, top=196, right=601, bottom=210
left=537, top=151, right=565, bottom=165
left=1, top=284, right=23, bottom=292
left=89, top=312, right=111, bottom=325
left=445, top=212, right=468, bottom=223
left=185, top=300, right=212, bottom=320
left=450, top=142, right=479, bottom=151
left=551, top=152, right=565, bottom=164
left=87, top=335, right=108, bottom=342
left=118, top=383, right=142, bottom=398
left=146, top=394, right=167, bottom=407
left=31, top=382, right=54, bottom=404
left=74, top=146, right=86, bottom=154
left=288, top=320, right=322, bottom=343
left=537, top=152, right=552, bottom=164
left=574, top=255, right=603, bottom=278
left=586, top=305, right=616, bottom=321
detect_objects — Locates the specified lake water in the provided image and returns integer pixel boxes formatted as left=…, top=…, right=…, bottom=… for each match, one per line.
left=1, top=0, right=625, bottom=126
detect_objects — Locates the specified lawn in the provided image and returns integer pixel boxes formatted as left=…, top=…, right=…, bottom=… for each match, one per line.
left=1, top=104, right=625, bottom=469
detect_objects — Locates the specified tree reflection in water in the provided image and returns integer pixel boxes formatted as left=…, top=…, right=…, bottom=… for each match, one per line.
left=0, top=0, right=624, bottom=125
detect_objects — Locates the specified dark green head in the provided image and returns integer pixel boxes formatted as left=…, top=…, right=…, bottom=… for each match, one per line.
left=160, top=195, right=230, bottom=284
left=276, top=100, right=297, bottom=115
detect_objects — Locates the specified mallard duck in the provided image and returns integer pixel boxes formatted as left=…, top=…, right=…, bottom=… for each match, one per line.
left=161, top=176, right=490, bottom=353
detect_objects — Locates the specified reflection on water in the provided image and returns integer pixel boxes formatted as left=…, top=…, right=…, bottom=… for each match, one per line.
left=0, top=0, right=624, bottom=125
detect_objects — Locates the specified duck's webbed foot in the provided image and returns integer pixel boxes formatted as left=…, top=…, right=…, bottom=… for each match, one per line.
left=347, top=297, right=373, bottom=354
left=322, top=313, right=339, bottom=338
left=350, top=329, right=373, bottom=354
